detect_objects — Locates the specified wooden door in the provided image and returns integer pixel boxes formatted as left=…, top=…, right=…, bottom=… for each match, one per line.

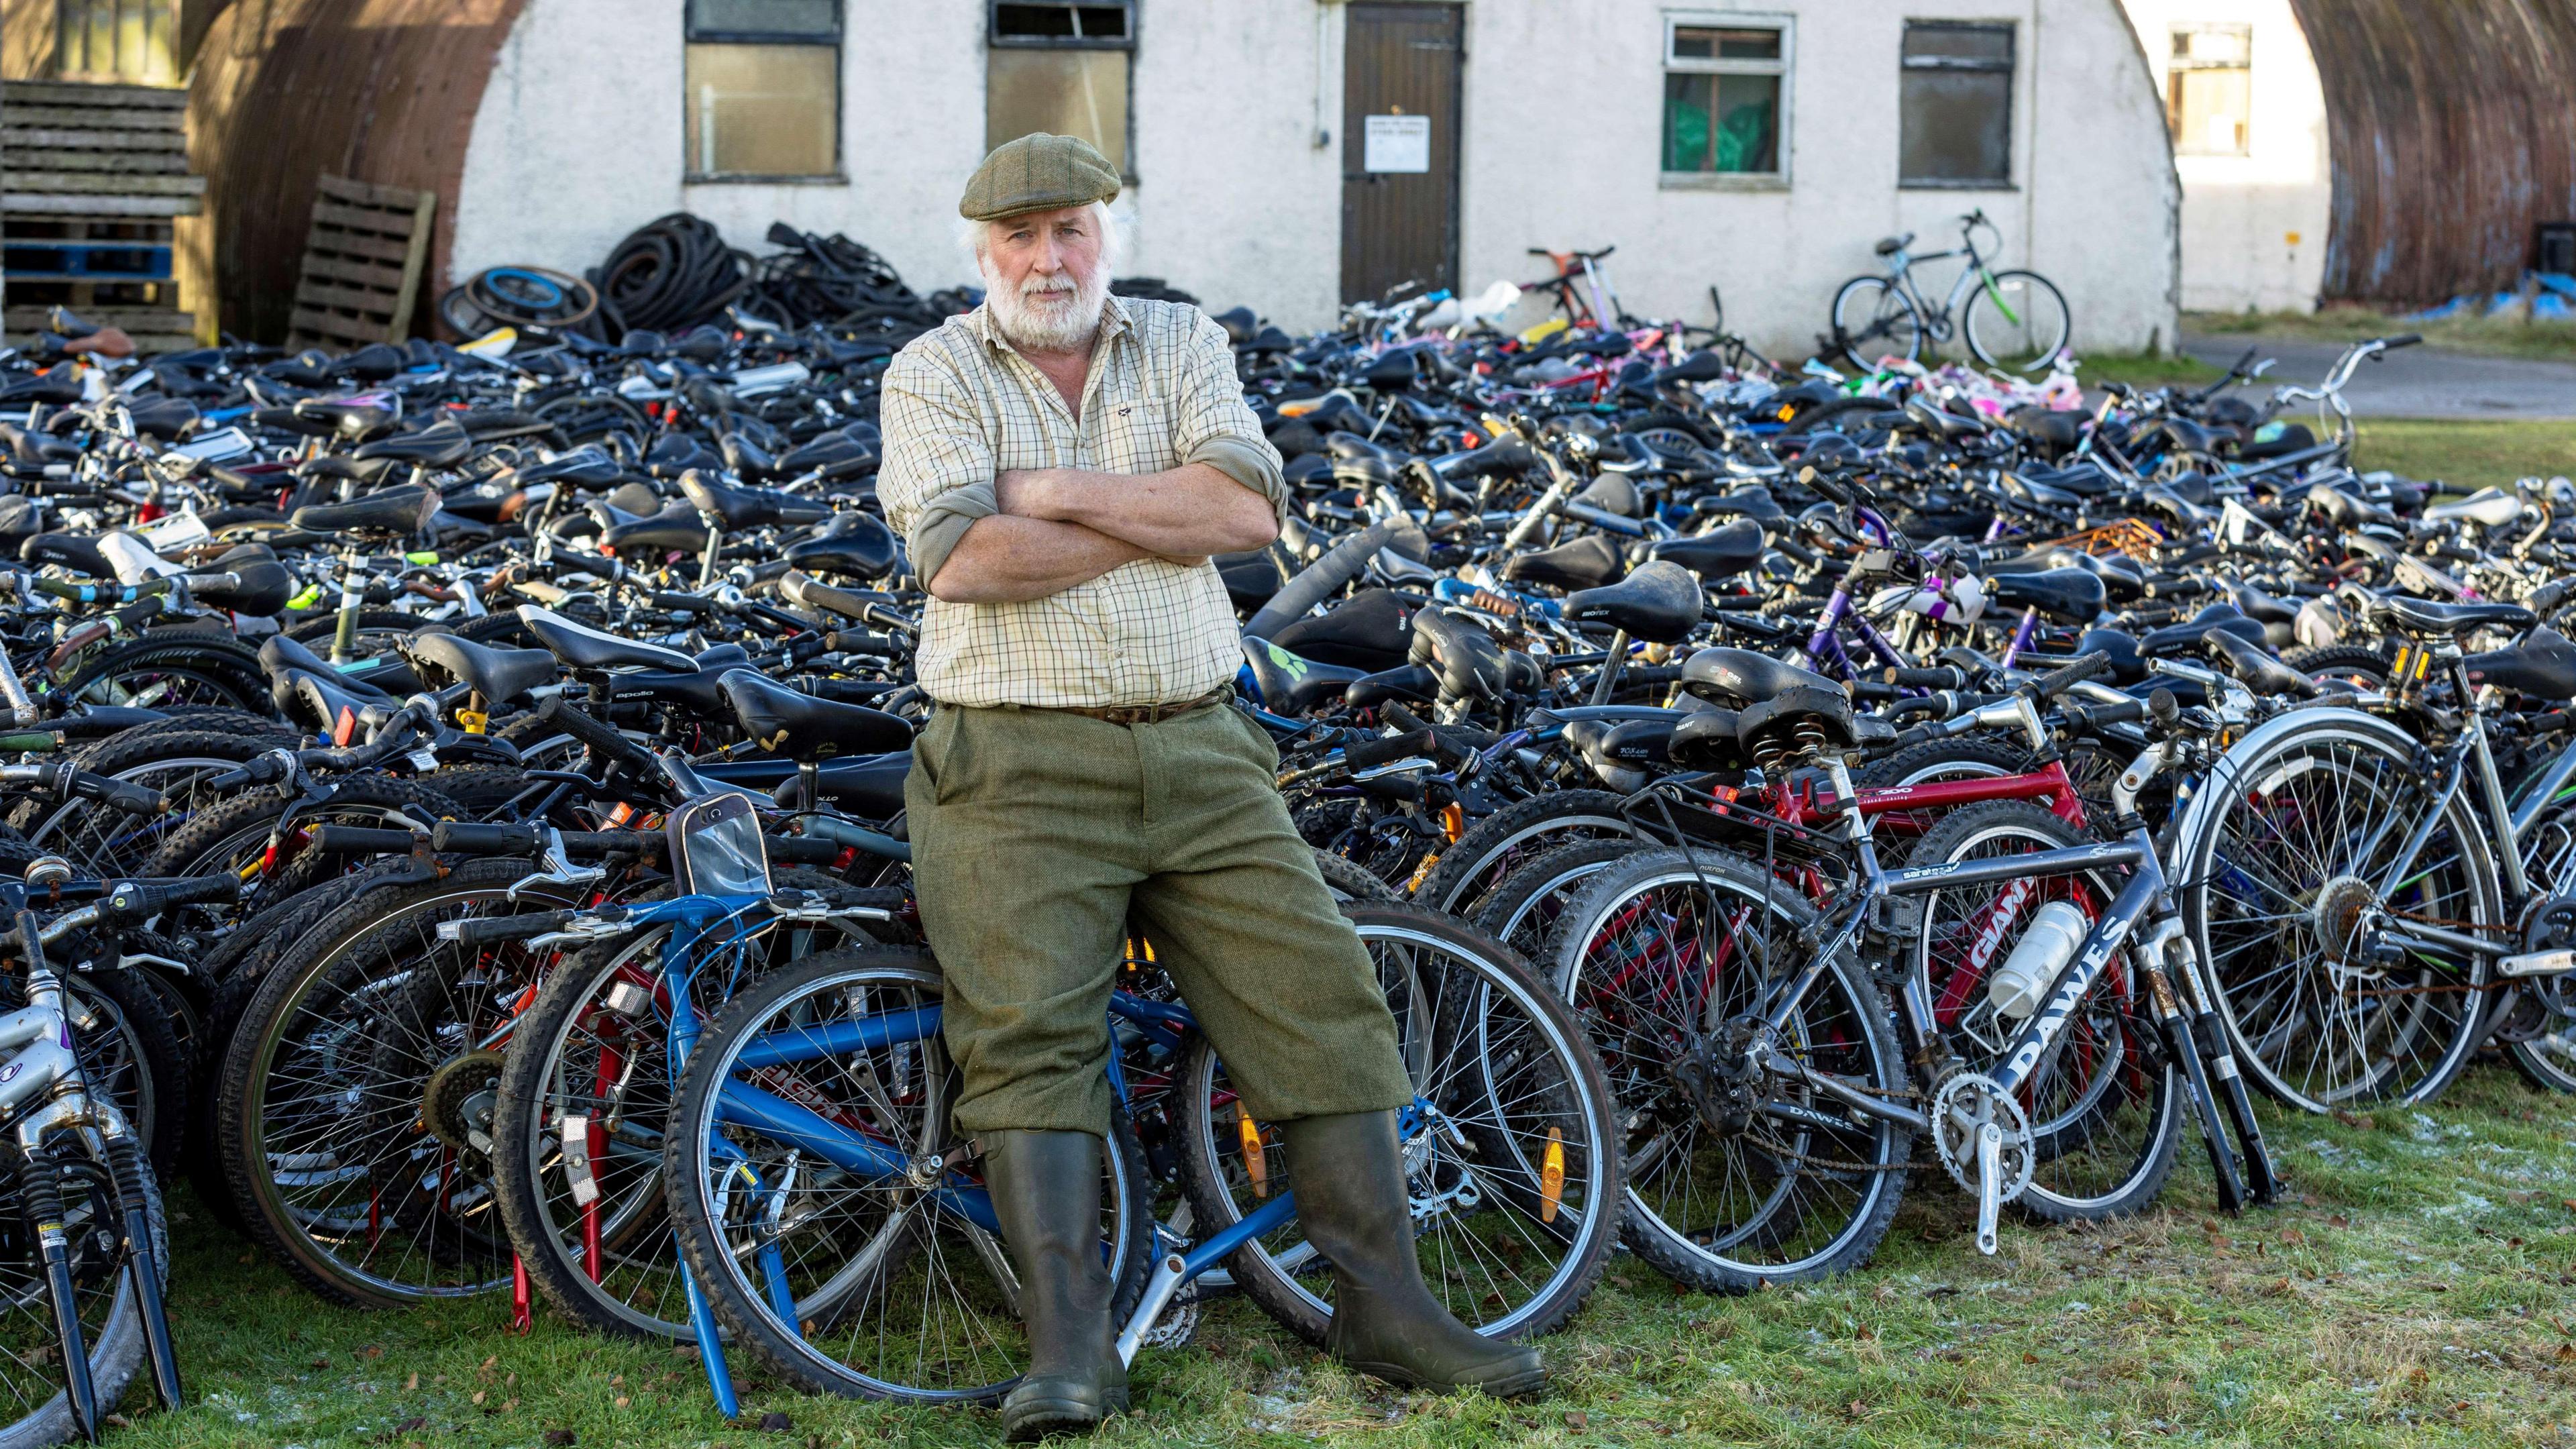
left=1340, top=3, right=1462, bottom=307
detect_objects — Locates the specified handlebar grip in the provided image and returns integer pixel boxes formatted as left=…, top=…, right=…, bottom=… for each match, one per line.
left=549, top=551, right=624, bottom=581
left=102, top=873, right=243, bottom=922
left=2027, top=651, right=2111, bottom=701
left=1345, top=729, right=1436, bottom=771
left=305, top=825, right=421, bottom=856
left=2063, top=698, right=2149, bottom=732
left=820, top=629, right=904, bottom=657
left=649, top=590, right=718, bottom=614
left=78, top=774, right=165, bottom=816
left=2382, top=333, right=2422, bottom=350
left=766, top=834, right=840, bottom=865
left=2148, top=688, right=2182, bottom=729
left=430, top=821, right=542, bottom=856
left=447, top=910, right=577, bottom=947
left=1880, top=666, right=1966, bottom=690
left=559, top=830, right=661, bottom=859
left=537, top=696, right=657, bottom=775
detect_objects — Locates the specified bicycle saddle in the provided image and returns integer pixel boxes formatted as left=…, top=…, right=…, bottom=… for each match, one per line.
left=1650, top=519, right=1764, bottom=580
left=2203, top=629, right=2324, bottom=700
left=1497, top=534, right=1625, bottom=593
left=779, top=753, right=912, bottom=818
left=1341, top=663, right=1438, bottom=711
left=19, top=532, right=110, bottom=576
left=513, top=448, right=625, bottom=490
left=2465, top=626, right=2576, bottom=702
left=1409, top=608, right=1540, bottom=702
left=1680, top=647, right=1844, bottom=710
left=288, top=484, right=440, bottom=537
left=1240, top=637, right=1368, bottom=715
left=1426, top=438, right=1540, bottom=483
left=2365, top=594, right=2536, bottom=637
left=406, top=631, right=559, bottom=709
left=2075, top=627, right=2147, bottom=684
left=603, top=502, right=713, bottom=553
left=679, top=470, right=833, bottom=531
left=783, top=511, right=900, bottom=582
left=1986, top=567, right=2105, bottom=624
left=1667, top=706, right=1747, bottom=769
left=1270, top=590, right=1416, bottom=674
left=352, top=416, right=472, bottom=468
left=718, top=670, right=914, bottom=761
left=1655, top=351, right=1728, bottom=386
left=291, top=397, right=399, bottom=441
left=2423, top=487, right=2522, bottom=529
left=190, top=556, right=292, bottom=616
left=2139, top=605, right=2267, bottom=657
left=772, top=428, right=878, bottom=482
left=517, top=605, right=697, bottom=672
left=2012, top=462, right=2119, bottom=497
left=1563, top=560, right=1701, bottom=645
left=122, top=396, right=199, bottom=443
left=1573, top=472, right=1643, bottom=517
left=1692, top=487, right=1784, bottom=523
left=1874, top=233, right=1915, bottom=256
left=2221, top=580, right=2299, bottom=629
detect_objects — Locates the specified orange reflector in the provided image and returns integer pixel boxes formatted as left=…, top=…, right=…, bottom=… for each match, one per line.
left=1405, top=851, right=1442, bottom=894
left=1278, top=399, right=1322, bottom=418
left=1238, top=1110, right=1268, bottom=1197
left=1440, top=802, right=1464, bottom=843
left=606, top=802, right=634, bottom=826
left=333, top=706, right=356, bottom=747
left=1540, top=1128, right=1565, bottom=1224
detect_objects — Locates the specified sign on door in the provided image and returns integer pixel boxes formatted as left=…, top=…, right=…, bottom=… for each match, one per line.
left=1363, top=114, right=1430, bottom=173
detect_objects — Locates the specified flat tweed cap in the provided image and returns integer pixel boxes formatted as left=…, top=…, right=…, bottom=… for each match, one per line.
left=959, top=133, right=1120, bottom=221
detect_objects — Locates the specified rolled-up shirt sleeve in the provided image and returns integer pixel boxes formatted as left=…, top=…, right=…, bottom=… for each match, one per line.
left=877, top=346, right=998, bottom=587
left=1171, top=311, right=1286, bottom=524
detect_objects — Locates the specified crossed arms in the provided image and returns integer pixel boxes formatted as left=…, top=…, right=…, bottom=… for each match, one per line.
left=928, top=464, right=1278, bottom=604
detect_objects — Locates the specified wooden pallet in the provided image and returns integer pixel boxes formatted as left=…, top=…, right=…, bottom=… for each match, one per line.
left=0, top=81, right=201, bottom=219
left=287, top=175, right=436, bottom=350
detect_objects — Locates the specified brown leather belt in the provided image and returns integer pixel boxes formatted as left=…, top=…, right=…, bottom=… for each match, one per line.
left=1035, top=686, right=1232, bottom=727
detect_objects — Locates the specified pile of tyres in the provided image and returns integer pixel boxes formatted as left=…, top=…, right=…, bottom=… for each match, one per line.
left=0, top=286, right=2565, bottom=1433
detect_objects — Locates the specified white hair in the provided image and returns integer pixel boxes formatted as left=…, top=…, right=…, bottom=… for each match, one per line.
left=954, top=201, right=1124, bottom=278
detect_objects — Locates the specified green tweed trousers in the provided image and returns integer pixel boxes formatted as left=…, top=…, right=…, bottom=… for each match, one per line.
left=905, top=700, right=1415, bottom=1138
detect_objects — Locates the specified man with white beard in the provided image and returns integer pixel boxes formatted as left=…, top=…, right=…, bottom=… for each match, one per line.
left=878, top=133, right=1542, bottom=1441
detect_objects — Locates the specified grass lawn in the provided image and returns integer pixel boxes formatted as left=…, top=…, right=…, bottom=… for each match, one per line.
left=99, top=1061, right=2576, bottom=1448
left=2355, top=419, right=2576, bottom=494
left=2072, top=350, right=2226, bottom=390
left=2189, top=308, right=2576, bottom=365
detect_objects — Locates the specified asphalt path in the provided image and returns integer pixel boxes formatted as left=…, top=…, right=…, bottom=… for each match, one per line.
left=2181, top=333, right=2576, bottom=419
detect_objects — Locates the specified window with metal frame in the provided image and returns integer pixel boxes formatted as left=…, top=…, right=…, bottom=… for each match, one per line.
left=54, top=0, right=178, bottom=85
left=2167, top=23, right=2251, bottom=157
left=1661, top=13, right=1790, bottom=180
left=988, top=0, right=1136, bottom=180
left=1899, top=20, right=2014, bottom=188
left=685, top=0, right=842, bottom=181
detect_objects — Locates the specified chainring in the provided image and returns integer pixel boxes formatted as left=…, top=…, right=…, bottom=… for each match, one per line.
left=421, top=1049, right=508, bottom=1158
left=1929, top=1071, right=2035, bottom=1203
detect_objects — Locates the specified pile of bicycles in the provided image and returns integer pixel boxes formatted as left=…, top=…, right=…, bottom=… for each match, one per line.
left=0, top=282, right=2563, bottom=1437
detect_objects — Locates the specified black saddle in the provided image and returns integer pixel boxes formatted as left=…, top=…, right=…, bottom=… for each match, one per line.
left=2015, top=462, right=2119, bottom=497
left=1650, top=518, right=1764, bottom=580
left=515, top=449, right=625, bottom=490
left=1682, top=647, right=1846, bottom=709
left=780, top=753, right=911, bottom=818
left=718, top=670, right=914, bottom=761
left=1562, top=559, right=1701, bottom=644
left=2368, top=595, right=2536, bottom=637
left=1342, top=663, right=1439, bottom=710
left=2465, top=626, right=2576, bottom=702
left=783, top=512, right=900, bottom=581
left=1409, top=608, right=1540, bottom=702
left=407, top=631, right=559, bottom=708
left=2140, top=605, right=2267, bottom=657
left=1497, top=533, right=1625, bottom=593
left=292, top=398, right=399, bottom=441
left=2222, top=580, right=2299, bottom=628
left=260, top=634, right=397, bottom=729
left=191, top=555, right=293, bottom=616
left=680, top=469, right=833, bottom=531
left=1240, top=637, right=1367, bottom=714
left=604, top=502, right=714, bottom=553
left=517, top=605, right=698, bottom=672
left=2076, top=627, right=2146, bottom=684
left=1666, top=706, right=1747, bottom=769
left=1269, top=588, right=1415, bottom=674
left=2203, top=629, right=2323, bottom=700
left=1987, top=567, right=2106, bottom=624
left=288, top=484, right=440, bottom=537
left=21, top=533, right=110, bottom=576
left=352, top=416, right=471, bottom=468
left=1874, top=233, right=1915, bottom=256
left=1691, top=488, right=1786, bottom=523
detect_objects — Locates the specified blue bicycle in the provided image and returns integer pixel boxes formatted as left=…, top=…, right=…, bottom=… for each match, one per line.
left=654, top=901, right=1622, bottom=1403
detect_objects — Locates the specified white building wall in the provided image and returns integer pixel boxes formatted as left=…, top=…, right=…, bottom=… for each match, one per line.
left=452, top=0, right=2177, bottom=352
left=2120, top=0, right=2331, bottom=313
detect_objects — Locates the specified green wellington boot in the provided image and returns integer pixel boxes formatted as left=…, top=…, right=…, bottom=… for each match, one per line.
left=1277, top=1111, right=1547, bottom=1396
left=985, top=1130, right=1129, bottom=1441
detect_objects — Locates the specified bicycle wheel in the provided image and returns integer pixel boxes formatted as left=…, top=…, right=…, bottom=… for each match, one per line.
left=1909, top=803, right=2182, bottom=1222
left=1963, top=269, right=2072, bottom=374
left=1412, top=791, right=1636, bottom=918
left=2178, top=713, right=2499, bottom=1112
left=215, top=857, right=564, bottom=1305
left=1176, top=904, right=1621, bottom=1342
left=1829, top=276, right=1923, bottom=371
left=2502, top=786, right=2576, bottom=1093
left=1550, top=847, right=1909, bottom=1290
left=0, top=1133, right=164, bottom=1449
left=664, top=951, right=1155, bottom=1403
left=491, top=882, right=898, bottom=1338
left=1469, top=839, right=1639, bottom=961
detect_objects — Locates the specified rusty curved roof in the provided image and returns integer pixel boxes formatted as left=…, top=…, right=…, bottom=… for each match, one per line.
left=2291, top=0, right=2576, bottom=305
